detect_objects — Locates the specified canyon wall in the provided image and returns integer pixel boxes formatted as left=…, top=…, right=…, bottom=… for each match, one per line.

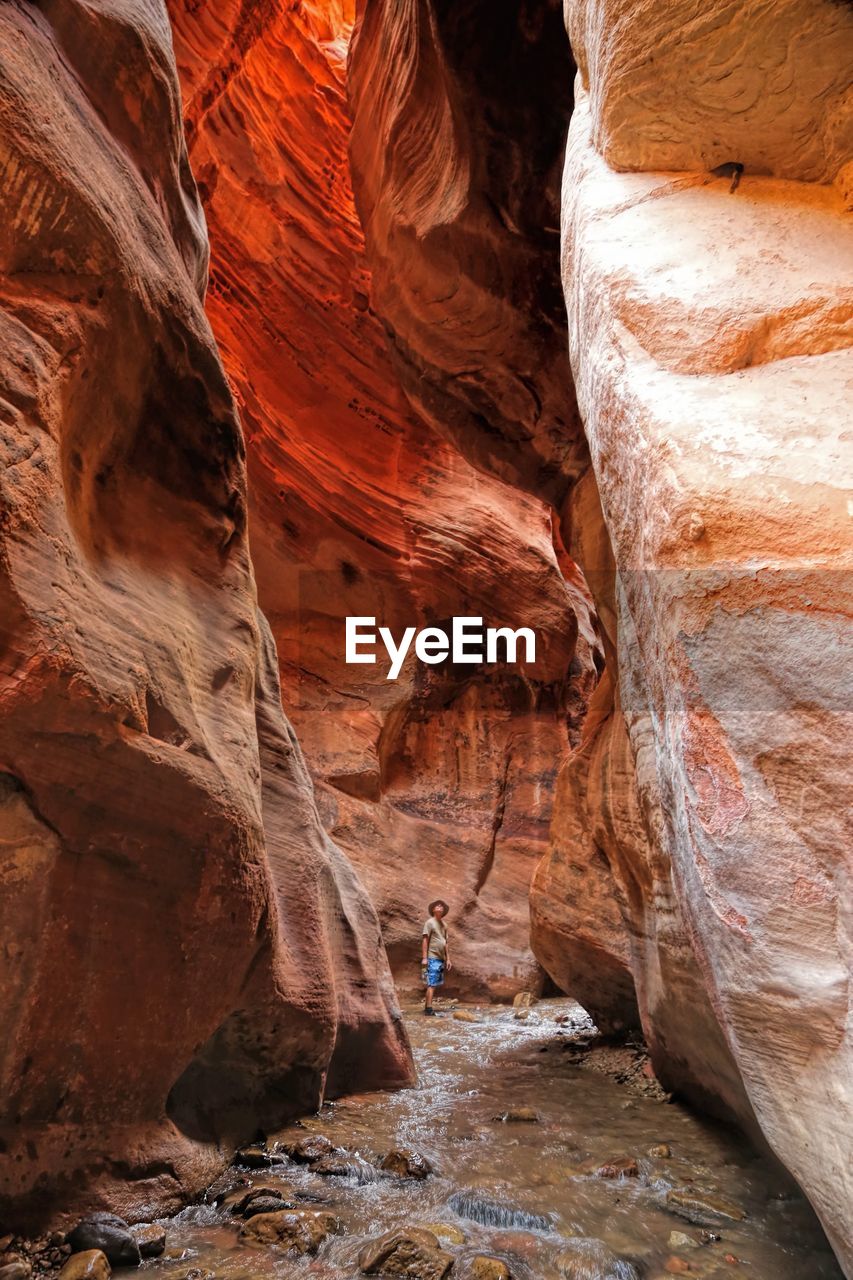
left=0, top=0, right=411, bottom=1230
left=556, top=1, right=853, bottom=1267
left=349, top=0, right=853, bottom=1271
left=166, top=0, right=598, bottom=998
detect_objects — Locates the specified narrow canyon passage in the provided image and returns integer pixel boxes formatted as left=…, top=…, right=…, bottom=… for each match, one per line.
left=0, top=0, right=851, bottom=1279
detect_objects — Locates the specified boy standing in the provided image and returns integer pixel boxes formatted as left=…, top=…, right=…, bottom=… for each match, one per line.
left=421, top=899, right=451, bottom=1015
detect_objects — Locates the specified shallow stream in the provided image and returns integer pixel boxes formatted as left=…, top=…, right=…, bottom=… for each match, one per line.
left=141, top=999, right=841, bottom=1279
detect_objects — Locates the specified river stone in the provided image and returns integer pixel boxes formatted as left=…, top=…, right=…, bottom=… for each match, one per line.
left=492, top=1108, right=539, bottom=1123
left=665, top=1188, right=747, bottom=1225
left=242, top=1196, right=297, bottom=1219
left=667, top=1232, right=699, bottom=1250
left=421, top=1224, right=465, bottom=1245
left=512, top=992, right=536, bottom=1009
left=57, top=1252, right=109, bottom=1280
left=220, top=1183, right=296, bottom=1215
left=311, top=1153, right=371, bottom=1179
left=358, top=1228, right=453, bottom=1278
left=556, top=1239, right=640, bottom=1280
left=648, top=1144, right=672, bottom=1159
left=453, top=1256, right=511, bottom=1279
left=452, top=1010, right=481, bottom=1024
left=380, top=1148, right=433, bottom=1179
left=128, top=1225, right=165, bottom=1258
left=0, top=1264, right=33, bottom=1280
left=66, top=1217, right=140, bottom=1268
left=279, top=1134, right=334, bottom=1164
left=233, top=1144, right=275, bottom=1169
left=239, top=1209, right=339, bottom=1254
left=595, top=1156, right=639, bottom=1178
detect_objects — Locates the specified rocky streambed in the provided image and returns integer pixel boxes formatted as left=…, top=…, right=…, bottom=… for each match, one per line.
left=5, top=1000, right=842, bottom=1280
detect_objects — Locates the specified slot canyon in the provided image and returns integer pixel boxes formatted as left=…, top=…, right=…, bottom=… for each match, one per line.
left=0, top=1, right=851, bottom=1279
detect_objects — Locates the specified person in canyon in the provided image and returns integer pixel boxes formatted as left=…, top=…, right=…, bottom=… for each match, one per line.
left=421, top=899, right=451, bottom=1015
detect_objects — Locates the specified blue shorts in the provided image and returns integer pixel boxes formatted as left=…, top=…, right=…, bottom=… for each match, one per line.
left=424, top=957, right=445, bottom=988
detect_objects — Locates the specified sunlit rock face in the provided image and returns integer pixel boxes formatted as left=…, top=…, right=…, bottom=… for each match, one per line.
left=567, top=0, right=853, bottom=185
left=167, top=0, right=598, bottom=998
left=558, top=1, right=853, bottom=1266
left=0, top=0, right=411, bottom=1229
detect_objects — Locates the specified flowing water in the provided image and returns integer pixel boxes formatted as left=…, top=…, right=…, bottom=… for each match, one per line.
left=139, top=1000, right=842, bottom=1279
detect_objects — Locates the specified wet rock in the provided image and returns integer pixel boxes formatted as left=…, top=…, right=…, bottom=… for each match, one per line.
left=380, top=1148, right=434, bottom=1180
left=453, top=1257, right=511, bottom=1280
left=128, top=1226, right=165, bottom=1259
left=220, top=1183, right=296, bottom=1215
left=648, top=1145, right=672, bottom=1159
left=453, top=1011, right=481, bottom=1024
left=513, top=1011, right=529, bottom=1022
left=594, top=1156, right=639, bottom=1179
left=491, top=1108, right=539, bottom=1124
left=512, top=993, right=537, bottom=1009
left=667, top=1233, right=700, bottom=1251
left=179, top=1269, right=213, bottom=1280
left=422, top=1225, right=465, bottom=1246
left=358, top=1229, right=453, bottom=1279
left=311, top=1152, right=377, bottom=1181
left=233, top=1144, right=277, bottom=1169
left=66, top=1218, right=140, bottom=1268
left=556, top=1239, right=640, bottom=1280
left=242, top=1196, right=296, bottom=1218
left=239, top=1209, right=340, bottom=1254
left=664, top=1260, right=691, bottom=1275
left=0, top=1264, right=33, bottom=1280
left=0, top=1239, right=14, bottom=1254
left=57, top=1253, right=109, bottom=1280
left=279, top=1135, right=335, bottom=1164
left=666, top=1189, right=746, bottom=1225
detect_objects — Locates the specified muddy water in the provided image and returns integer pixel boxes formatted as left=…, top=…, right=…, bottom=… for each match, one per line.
left=145, top=1000, right=841, bottom=1279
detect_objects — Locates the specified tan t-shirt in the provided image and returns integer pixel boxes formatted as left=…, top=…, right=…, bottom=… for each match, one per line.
left=422, top=916, right=447, bottom=960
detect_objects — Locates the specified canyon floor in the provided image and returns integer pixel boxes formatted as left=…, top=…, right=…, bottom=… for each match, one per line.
left=33, top=1000, right=838, bottom=1280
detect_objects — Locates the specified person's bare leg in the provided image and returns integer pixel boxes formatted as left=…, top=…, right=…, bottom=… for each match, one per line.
left=425, top=984, right=435, bottom=1012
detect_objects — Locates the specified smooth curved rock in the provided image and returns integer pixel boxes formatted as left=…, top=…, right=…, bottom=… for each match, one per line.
left=166, top=0, right=598, bottom=999
left=349, top=0, right=586, bottom=499
left=0, top=0, right=411, bottom=1230
left=556, top=36, right=853, bottom=1273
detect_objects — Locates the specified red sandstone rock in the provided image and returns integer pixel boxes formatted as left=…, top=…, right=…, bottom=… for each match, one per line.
left=166, top=0, right=598, bottom=998
left=348, top=0, right=587, bottom=501
left=0, top=0, right=410, bottom=1230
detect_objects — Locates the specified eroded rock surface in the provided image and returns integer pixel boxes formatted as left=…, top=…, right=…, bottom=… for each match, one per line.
left=551, top=18, right=853, bottom=1270
left=567, top=0, right=853, bottom=185
left=348, top=0, right=852, bottom=1271
left=166, top=0, right=598, bottom=998
left=0, top=0, right=410, bottom=1229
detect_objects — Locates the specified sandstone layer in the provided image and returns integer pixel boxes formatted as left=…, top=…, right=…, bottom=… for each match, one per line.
left=0, top=0, right=411, bottom=1230
left=552, top=43, right=853, bottom=1279
left=166, top=0, right=598, bottom=998
left=349, top=0, right=586, bottom=501
left=349, top=0, right=852, bottom=1271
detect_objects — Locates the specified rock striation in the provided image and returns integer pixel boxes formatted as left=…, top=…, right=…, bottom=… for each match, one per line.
left=349, top=0, right=853, bottom=1271
left=549, top=2, right=853, bottom=1269
left=166, top=0, right=598, bottom=998
left=0, top=0, right=411, bottom=1230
